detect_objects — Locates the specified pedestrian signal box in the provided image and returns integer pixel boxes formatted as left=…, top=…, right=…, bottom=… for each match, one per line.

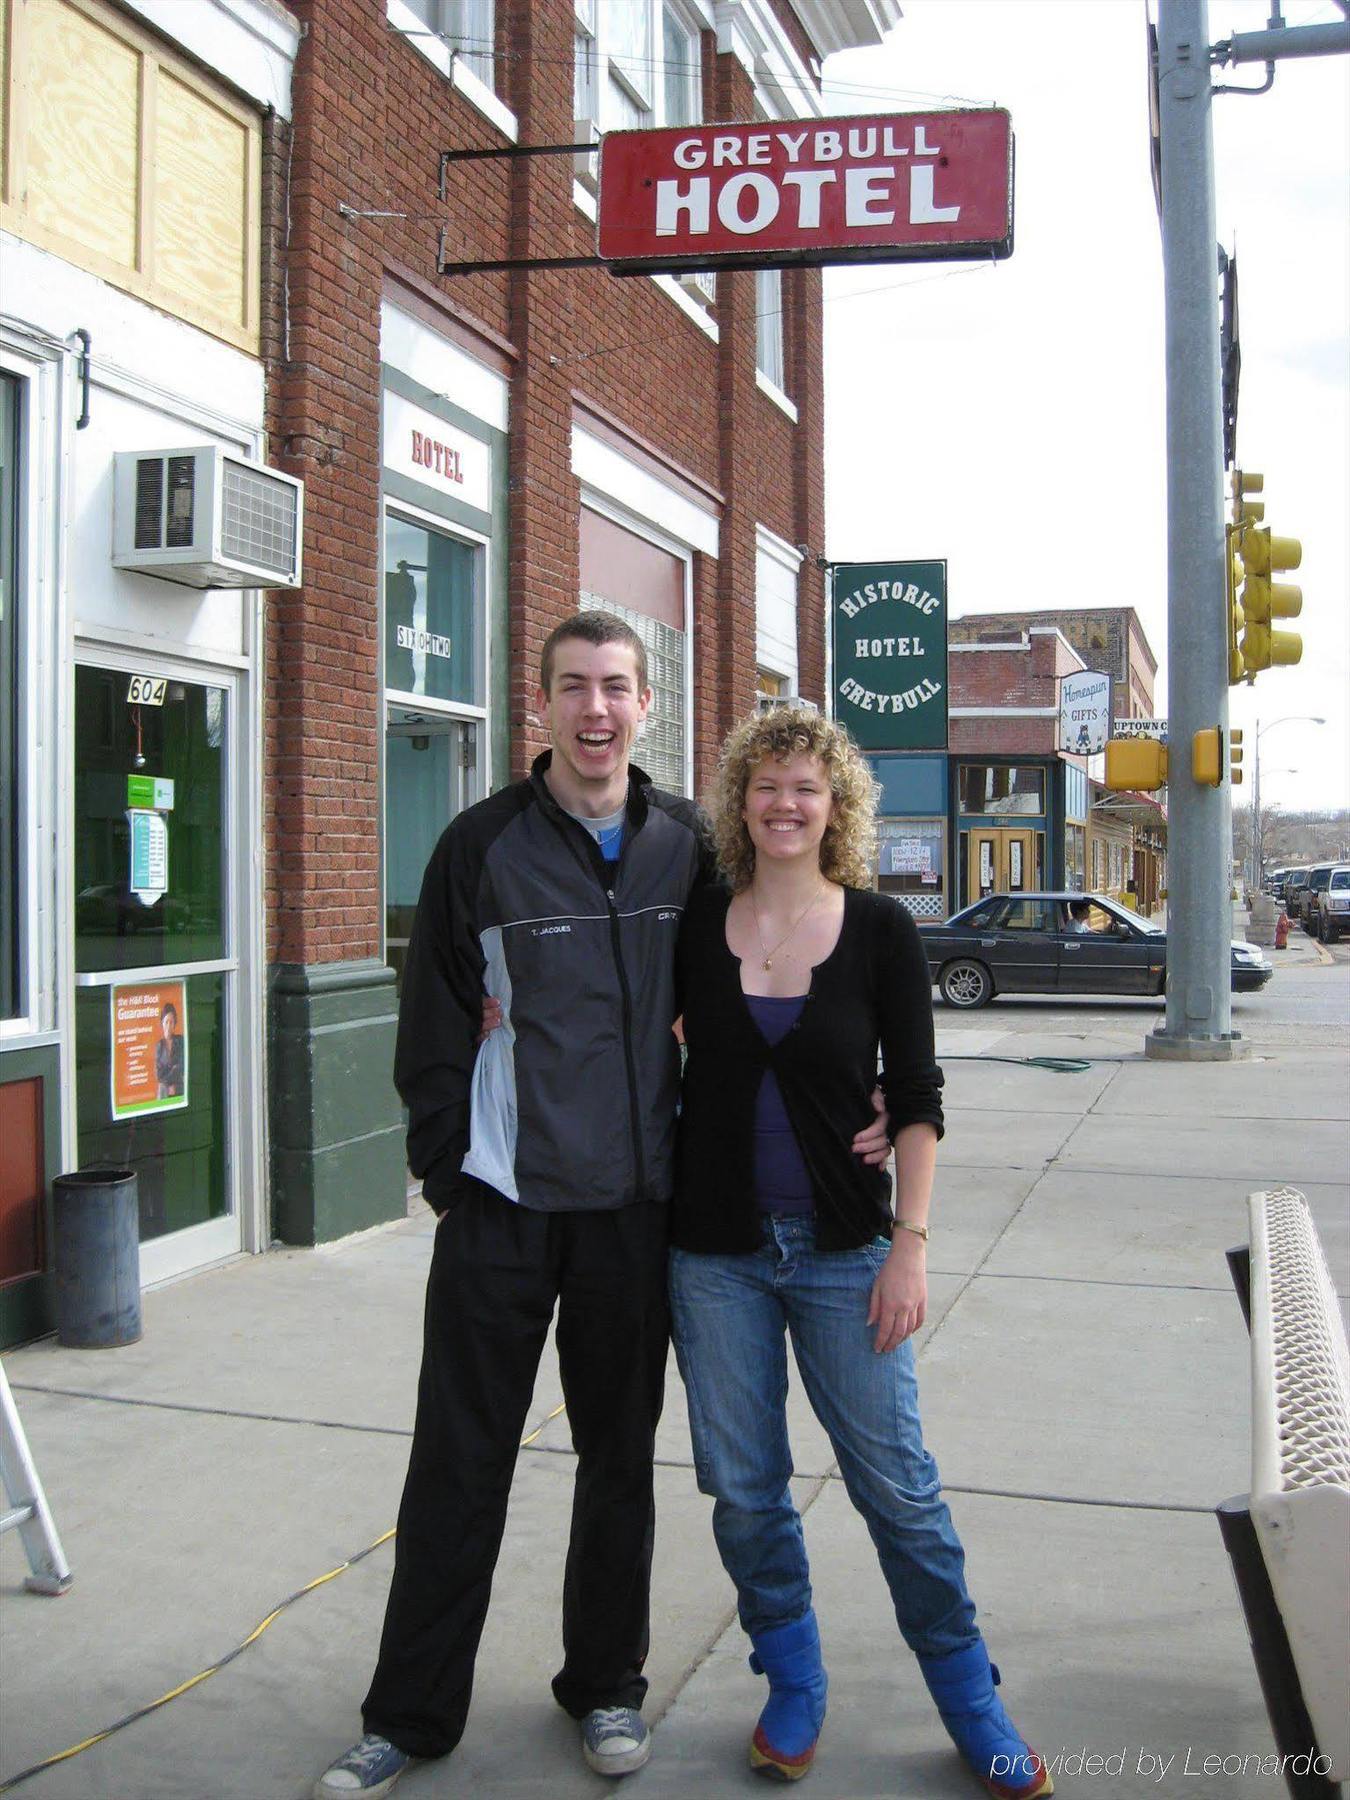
left=1191, top=727, right=1246, bottom=786
left=1105, top=739, right=1168, bottom=792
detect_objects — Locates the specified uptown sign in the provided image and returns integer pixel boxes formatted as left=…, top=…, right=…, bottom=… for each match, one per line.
left=598, top=111, right=1013, bottom=272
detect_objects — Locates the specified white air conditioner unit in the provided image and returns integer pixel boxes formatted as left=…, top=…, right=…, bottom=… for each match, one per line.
left=677, top=268, right=717, bottom=307
left=573, top=116, right=601, bottom=184
left=113, top=447, right=304, bottom=589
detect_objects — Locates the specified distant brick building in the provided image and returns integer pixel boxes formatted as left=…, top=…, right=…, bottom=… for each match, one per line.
left=949, top=606, right=1157, bottom=719
left=869, top=614, right=1166, bottom=920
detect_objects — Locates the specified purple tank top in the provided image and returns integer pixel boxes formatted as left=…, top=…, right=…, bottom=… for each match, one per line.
left=744, top=993, right=814, bottom=1216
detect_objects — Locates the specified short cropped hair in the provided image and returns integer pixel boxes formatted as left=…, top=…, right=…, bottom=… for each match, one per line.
left=539, top=612, right=647, bottom=694
left=709, top=704, right=879, bottom=893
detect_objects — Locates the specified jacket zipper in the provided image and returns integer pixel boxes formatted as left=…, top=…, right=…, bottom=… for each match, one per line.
left=542, top=797, right=650, bottom=1203
left=604, top=879, right=648, bottom=1202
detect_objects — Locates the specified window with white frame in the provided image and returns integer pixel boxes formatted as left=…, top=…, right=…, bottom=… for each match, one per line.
left=756, top=268, right=785, bottom=390
left=661, top=3, right=701, bottom=127
left=401, top=0, right=495, bottom=89
left=578, top=502, right=690, bottom=796
left=575, top=1, right=703, bottom=188
left=574, top=0, right=598, bottom=130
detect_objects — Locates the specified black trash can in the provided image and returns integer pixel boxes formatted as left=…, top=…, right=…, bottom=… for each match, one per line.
left=52, top=1167, right=143, bottom=1349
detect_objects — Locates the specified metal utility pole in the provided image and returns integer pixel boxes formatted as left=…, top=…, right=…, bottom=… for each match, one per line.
left=1148, top=1, right=1348, bottom=1060
left=1149, top=0, right=1242, bottom=1061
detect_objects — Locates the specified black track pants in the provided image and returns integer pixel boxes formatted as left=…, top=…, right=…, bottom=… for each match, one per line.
left=361, top=1187, right=670, bottom=1760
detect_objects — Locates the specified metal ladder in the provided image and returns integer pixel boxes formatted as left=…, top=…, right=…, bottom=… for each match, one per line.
left=0, top=1358, right=72, bottom=1594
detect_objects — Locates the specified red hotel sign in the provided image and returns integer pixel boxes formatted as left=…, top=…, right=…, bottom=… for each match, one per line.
left=597, top=110, right=1013, bottom=272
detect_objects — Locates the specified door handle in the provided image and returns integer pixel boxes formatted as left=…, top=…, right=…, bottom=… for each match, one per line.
left=1063, top=943, right=1081, bottom=952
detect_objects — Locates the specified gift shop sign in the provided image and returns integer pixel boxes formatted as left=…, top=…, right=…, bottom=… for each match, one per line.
left=1058, top=671, right=1112, bottom=755
left=830, top=560, right=948, bottom=752
left=597, top=111, right=1013, bottom=271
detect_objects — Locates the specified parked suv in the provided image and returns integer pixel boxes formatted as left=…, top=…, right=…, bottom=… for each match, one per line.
left=1300, top=863, right=1337, bottom=935
left=1282, top=866, right=1313, bottom=921
left=1308, top=863, right=1349, bottom=944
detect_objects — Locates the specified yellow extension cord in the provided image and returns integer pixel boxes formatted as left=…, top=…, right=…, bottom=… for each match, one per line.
left=0, top=1402, right=568, bottom=1794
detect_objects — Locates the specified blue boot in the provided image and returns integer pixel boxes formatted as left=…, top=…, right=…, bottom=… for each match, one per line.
left=918, top=1643, right=1053, bottom=1799
left=747, top=1612, right=829, bottom=1781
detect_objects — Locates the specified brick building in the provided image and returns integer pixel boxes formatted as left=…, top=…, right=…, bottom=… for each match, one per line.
left=264, top=0, right=902, bottom=1247
left=949, top=605, right=1158, bottom=719
left=0, top=0, right=900, bottom=1344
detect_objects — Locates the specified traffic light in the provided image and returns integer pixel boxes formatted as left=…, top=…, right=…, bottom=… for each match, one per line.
left=1230, top=468, right=1264, bottom=527
left=1105, top=738, right=1168, bottom=791
left=1225, top=528, right=1245, bottom=684
left=1229, top=727, right=1243, bottom=786
left=1238, top=510, right=1303, bottom=678
left=1226, top=470, right=1265, bottom=686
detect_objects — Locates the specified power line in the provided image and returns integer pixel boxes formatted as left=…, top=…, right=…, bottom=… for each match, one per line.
left=395, top=25, right=993, bottom=112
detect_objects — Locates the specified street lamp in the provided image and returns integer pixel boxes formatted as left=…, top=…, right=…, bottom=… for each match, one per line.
left=1251, top=715, right=1326, bottom=890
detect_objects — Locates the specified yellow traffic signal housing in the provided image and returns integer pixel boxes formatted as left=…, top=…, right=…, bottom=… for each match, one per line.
left=1239, top=523, right=1303, bottom=675
left=1105, top=738, right=1168, bottom=792
left=1229, top=728, right=1244, bottom=786
left=1193, top=728, right=1222, bottom=786
left=1230, top=468, right=1265, bottom=527
left=1225, top=526, right=1245, bottom=684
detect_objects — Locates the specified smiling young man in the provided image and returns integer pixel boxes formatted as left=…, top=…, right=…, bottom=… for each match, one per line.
left=314, top=613, right=715, bottom=1800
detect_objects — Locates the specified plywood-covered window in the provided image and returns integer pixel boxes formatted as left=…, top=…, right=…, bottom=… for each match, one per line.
left=0, top=0, right=261, bottom=352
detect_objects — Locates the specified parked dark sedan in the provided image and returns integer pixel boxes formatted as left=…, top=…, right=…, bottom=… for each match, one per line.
left=916, top=891, right=1273, bottom=1008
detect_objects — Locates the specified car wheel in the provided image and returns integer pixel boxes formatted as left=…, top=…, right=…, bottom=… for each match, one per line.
left=939, top=959, right=993, bottom=1009
left=1317, top=914, right=1327, bottom=943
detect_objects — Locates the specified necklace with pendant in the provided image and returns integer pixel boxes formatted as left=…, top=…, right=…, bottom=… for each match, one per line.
left=749, top=882, right=827, bottom=971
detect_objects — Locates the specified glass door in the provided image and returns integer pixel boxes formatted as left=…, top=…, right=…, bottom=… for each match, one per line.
left=72, top=661, right=240, bottom=1281
left=385, top=707, right=478, bottom=994
left=965, top=827, right=1043, bottom=905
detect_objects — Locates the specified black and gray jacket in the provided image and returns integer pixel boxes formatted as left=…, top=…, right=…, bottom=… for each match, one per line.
left=394, top=752, right=715, bottom=1213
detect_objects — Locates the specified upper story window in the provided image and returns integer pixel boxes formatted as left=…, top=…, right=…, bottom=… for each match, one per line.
left=575, top=1, right=703, bottom=186
left=756, top=269, right=785, bottom=389
left=401, top=0, right=495, bottom=88
left=0, top=0, right=262, bottom=352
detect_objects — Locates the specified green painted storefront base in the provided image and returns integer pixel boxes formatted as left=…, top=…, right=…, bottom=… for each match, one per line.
left=269, top=959, right=407, bottom=1246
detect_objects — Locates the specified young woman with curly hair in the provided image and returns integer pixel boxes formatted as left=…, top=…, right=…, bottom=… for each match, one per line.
left=669, top=705, right=1050, bottom=1799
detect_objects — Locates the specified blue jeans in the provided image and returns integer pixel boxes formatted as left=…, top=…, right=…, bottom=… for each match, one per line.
left=669, top=1215, right=978, bottom=1656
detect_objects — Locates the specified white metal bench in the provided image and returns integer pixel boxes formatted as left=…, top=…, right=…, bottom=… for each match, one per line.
left=1221, top=1187, right=1349, bottom=1798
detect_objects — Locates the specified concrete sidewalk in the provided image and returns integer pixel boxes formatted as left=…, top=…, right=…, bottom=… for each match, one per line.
left=3, top=999, right=1348, bottom=1800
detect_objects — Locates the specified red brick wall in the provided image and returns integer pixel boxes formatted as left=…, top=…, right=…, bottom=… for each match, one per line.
left=264, top=1, right=826, bottom=962
left=948, top=638, right=1058, bottom=754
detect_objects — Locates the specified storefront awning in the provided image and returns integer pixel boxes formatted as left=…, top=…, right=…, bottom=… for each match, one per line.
left=1090, top=785, right=1168, bottom=836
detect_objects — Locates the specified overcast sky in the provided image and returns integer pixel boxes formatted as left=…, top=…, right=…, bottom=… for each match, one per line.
left=820, top=0, right=1349, bottom=814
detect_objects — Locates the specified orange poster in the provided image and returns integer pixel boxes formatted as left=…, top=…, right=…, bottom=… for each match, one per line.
left=111, top=979, right=189, bottom=1119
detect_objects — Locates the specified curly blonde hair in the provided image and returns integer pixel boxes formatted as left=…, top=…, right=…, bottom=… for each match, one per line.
left=710, top=705, right=879, bottom=892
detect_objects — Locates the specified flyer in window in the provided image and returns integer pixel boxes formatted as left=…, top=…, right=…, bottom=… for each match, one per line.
left=111, top=979, right=189, bottom=1119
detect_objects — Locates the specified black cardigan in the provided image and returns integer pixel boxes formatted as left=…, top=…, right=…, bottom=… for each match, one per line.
left=672, top=884, right=945, bottom=1253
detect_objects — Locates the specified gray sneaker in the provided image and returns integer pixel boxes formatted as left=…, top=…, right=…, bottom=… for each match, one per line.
left=314, top=1734, right=412, bottom=1799
left=581, top=1706, right=652, bottom=1777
